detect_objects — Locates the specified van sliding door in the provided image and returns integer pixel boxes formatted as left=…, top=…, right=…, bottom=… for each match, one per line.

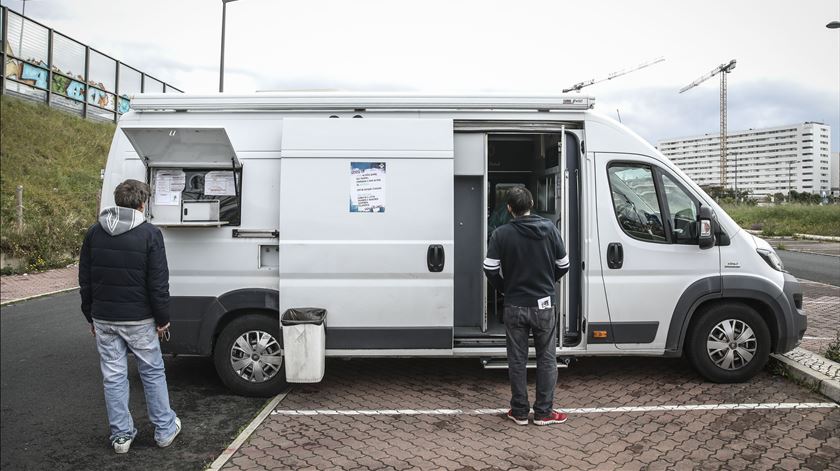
left=278, top=118, right=455, bottom=351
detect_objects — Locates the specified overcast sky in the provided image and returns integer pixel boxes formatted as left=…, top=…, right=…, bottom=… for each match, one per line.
left=4, top=0, right=839, bottom=150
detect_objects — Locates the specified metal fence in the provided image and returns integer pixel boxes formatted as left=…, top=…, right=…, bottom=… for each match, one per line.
left=0, top=6, right=182, bottom=123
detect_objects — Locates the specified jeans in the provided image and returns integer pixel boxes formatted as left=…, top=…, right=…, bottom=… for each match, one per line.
left=504, top=305, right=558, bottom=418
left=93, top=321, right=178, bottom=444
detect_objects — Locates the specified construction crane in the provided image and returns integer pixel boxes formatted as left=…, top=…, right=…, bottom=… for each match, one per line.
left=679, top=59, right=737, bottom=188
left=562, top=57, right=665, bottom=93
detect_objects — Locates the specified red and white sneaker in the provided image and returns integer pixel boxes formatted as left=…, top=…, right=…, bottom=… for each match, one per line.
left=506, top=410, right=529, bottom=426
left=533, top=410, right=568, bottom=426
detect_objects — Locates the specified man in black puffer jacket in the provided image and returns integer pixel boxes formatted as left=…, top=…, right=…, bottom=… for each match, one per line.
left=80, top=179, right=181, bottom=454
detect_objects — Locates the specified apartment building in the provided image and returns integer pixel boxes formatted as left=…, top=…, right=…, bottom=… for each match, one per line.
left=657, top=123, right=832, bottom=198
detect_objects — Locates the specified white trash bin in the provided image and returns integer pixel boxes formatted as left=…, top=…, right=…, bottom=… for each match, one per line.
left=281, top=308, right=327, bottom=383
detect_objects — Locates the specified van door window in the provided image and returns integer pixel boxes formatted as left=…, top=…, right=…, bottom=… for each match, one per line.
left=607, top=164, right=667, bottom=242
left=660, top=173, right=699, bottom=244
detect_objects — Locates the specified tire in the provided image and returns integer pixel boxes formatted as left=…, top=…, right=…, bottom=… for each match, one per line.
left=686, top=302, right=771, bottom=383
left=213, top=314, right=287, bottom=397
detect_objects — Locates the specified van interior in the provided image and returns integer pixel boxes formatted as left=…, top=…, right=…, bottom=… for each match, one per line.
left=454, top=131, right=582, bottom=348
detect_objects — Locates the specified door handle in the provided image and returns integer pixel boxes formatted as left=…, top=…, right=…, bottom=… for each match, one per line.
left=427, top=244, right=445, bottom=272
left=607, top=242, right=623, bottom=269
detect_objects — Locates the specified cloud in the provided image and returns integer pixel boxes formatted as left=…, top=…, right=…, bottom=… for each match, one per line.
left=598, top=80, right=840, bottom=151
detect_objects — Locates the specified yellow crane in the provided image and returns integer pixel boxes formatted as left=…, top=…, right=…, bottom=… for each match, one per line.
left=679, top=59, right=737, bottom=188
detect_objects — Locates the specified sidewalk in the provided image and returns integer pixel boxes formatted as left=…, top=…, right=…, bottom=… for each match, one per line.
left=0, top=265, right=79, bottom=304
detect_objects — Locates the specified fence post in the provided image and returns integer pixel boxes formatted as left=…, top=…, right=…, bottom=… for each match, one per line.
left=16, top=185, right=23, bottom=232
left=46, top=27, right=53, bottom=108
left=83, top=45, right=89, bottom=119
left=1, top=7, right=8, bottom=96
left=114, top=61, right=120, bottom=123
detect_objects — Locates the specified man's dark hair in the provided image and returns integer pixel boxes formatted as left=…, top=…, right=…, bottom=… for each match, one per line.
left=114, top=179, right=150, bottom=210
left=506, top=187, right=533, bottom=217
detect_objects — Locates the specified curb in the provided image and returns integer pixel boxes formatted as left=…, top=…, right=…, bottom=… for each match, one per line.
left=770, top=353, right=840, bottom=403
left=206, top=389, right=290, bottom=471
left=778, top=248, right=840, bottom=259
left=0, top=286, right=79, bottom=306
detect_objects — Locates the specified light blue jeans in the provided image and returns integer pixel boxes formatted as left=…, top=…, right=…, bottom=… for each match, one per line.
left=93, top=321, right=178, bottom=444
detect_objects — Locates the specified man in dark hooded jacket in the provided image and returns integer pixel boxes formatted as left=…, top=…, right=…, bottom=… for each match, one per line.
left=79, top=179, right=181, bottom=453
left=483, top=186, right=569, bottom=426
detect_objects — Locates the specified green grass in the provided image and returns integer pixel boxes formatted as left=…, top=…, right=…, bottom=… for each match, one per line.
left=721, top=204, right=840, bottom=237
left=0, top=95, right=115, bottom=273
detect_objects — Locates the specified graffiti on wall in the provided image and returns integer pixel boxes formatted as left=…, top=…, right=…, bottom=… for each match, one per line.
left=6, top=57, right=129, bottom=113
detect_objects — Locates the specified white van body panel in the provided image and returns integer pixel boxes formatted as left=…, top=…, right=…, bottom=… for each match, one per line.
left=277, top=118, right=455, bottom=336
left=98, top=94, right=804, bottom=374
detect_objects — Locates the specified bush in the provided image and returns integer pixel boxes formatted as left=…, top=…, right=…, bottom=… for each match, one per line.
left=0, top=96, right=114, bottom=273
left=826, top=332, right=840, bottom=363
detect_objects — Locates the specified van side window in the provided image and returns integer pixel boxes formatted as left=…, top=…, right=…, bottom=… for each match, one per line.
left=607, top=165, right=667, bottom=242
left=660, top=173, right=699, bottom=244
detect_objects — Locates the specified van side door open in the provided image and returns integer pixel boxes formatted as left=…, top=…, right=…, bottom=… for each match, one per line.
left=277, top=118, right=455, bottom=352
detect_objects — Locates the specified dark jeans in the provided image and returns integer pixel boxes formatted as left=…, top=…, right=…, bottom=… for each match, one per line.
left=504, top=305, right=558, bottom=418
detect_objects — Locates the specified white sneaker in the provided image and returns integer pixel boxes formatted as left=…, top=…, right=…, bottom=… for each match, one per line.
left=157, top=417, right=181, bottom=448
left=112, top=436, right=133, bottom=454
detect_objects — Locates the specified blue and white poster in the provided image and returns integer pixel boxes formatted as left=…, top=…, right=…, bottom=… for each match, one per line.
left=350, top=162, right=386, bottom=213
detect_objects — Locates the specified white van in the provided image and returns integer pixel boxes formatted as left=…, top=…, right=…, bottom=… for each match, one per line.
left=102, top=93, right=806, bottom=396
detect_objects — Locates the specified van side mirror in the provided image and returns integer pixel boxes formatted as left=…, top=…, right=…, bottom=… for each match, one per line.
left=698, top=205, right=716, bottom=250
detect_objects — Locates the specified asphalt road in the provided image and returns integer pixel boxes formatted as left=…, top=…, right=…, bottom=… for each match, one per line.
left=0, top=292, right=267, bottom=471
left=777, top=250, right=840, bottom=286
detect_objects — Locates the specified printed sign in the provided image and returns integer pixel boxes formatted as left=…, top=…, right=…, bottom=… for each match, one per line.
left=204, top=171, right=237, bottom=196
left=154, top=170, right=186, bottom=206
left=350, top=162, right=386, bottom=213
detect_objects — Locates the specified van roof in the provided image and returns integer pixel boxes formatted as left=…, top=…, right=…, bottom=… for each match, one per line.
left=128, top=92, right=595, bottom=113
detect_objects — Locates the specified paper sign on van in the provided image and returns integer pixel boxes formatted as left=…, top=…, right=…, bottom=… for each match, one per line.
left=349, top=162, right=386, bottom=213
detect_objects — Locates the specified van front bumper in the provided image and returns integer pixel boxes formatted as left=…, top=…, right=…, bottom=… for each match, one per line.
left=777, top=273, right=807, bottom=353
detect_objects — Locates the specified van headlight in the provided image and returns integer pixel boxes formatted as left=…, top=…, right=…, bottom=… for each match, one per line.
left=757, top=248, right=784, bottom=272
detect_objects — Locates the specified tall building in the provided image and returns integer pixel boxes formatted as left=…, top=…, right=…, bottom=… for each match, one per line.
left=831, top=152, right=839, bottom=197
left=657, top=123, right=832, bottom=198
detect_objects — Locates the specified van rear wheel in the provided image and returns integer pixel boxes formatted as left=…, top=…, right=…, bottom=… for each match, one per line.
left=686, top=303, right=770, bottom=383
left=213, top=314, right=287, bottom=397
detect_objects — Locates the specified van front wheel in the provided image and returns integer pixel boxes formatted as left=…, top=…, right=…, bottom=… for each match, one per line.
left=687, top=303, right=771, bottom=383
left=213, top=314, right=287, bottom=397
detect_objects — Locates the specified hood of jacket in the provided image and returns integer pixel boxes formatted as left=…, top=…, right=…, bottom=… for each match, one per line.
left=98, top=206, right=146, bottom=236
left=509, top=214, right=554, bottom=240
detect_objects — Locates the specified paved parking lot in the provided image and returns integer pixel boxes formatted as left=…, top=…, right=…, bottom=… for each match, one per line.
left=222, top=356, right=839, bottom=471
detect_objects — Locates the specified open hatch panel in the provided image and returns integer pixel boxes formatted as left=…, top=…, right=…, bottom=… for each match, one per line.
left=121, top=127, right=242, bottom=227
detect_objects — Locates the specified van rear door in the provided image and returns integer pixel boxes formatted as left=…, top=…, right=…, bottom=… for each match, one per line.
left=278, top=118, right=455, bottom=352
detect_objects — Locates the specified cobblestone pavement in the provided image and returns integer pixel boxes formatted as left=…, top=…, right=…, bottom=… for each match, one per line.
left=223, top=356, right=839, bottom=471
left=800, top=280, right=840, bottom=357
left=0, top=265, right=78, bottom=304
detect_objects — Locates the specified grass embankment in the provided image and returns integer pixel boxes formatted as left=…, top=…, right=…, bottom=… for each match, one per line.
left=0, top=95, right=115, bottom=274
left=722, top=204, right=840, bottom=237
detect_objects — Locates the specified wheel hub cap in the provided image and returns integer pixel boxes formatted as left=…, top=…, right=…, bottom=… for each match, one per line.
left=230, top=330, right=283, bottom=383
left=706, top=319, right=757, bottom=371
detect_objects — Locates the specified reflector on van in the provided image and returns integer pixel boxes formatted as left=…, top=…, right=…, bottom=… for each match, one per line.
left=121, top=127, right=241, bottom=169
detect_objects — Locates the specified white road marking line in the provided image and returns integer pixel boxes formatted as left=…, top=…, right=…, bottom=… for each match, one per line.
left=207, top=390, right=289, bottom=471
left=803, top=336, right=834, bottom=340
left=271, top=402, right=838, bottom=416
